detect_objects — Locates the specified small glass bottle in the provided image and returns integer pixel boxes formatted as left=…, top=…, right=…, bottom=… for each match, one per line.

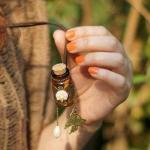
left=51, top=63, right=74, bottom=107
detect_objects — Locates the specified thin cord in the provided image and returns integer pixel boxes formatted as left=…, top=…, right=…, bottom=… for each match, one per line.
left=56, top=107, right=59, bottom=126
left=0, top=21, right=68, bottom=65
left=0, top=21, right=67, bottom=31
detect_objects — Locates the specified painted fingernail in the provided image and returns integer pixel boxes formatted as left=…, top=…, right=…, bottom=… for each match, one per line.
left=75, top=55, right=85, bottom=64
left=88, top=67, right=99, bottom=74
left=66, top=42, right=76, bottom=52
left=66, top=30, right=75, bottom=40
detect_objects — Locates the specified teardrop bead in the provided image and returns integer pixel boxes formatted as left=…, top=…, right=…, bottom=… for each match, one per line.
left=53, top=125, right=61, bottom=138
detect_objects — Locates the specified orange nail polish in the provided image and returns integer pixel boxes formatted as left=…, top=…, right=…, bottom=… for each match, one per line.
left=75, top=55, right=85, bottom=64
left=66, top=31, right=75, bottom=40
left=66, top=42, right=76, bottom=52
left=88, top=67, right=98, bottom=74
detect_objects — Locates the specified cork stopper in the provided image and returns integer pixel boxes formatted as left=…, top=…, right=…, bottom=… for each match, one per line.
left=52, top=63, right=66, bottom=75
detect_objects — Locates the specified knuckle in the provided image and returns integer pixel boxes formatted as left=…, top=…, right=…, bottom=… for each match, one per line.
left=117, top=77, right=127, bottom=93
left=87, top=53, right=102, bottom=64
left=126, top=80, right=132, bottom=90
left=121, top=79, right=131, bottom=99
left=109, top=37, right=118, bottom=50
left=100, top=69, right=109, bottom=80
left=86, top=53, right=92, bottom=62
left=98, top=26, right=108, bottom=34
left=121, top=77, right=127, bottom=87
left=128, top=57, right=133, bottom=71
left=83, top=37, right=89, bottom=47
left=94, top=53, right=101, bottom=62
left=124, top=83, right=131, bottom=100
left=82, top=27, right=87, bottom=36
left=116, top=53, right=124, bottom=67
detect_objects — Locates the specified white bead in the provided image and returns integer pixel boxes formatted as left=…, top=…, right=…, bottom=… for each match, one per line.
left=53, top=125, right=61, bottom=138
left=56, top=90, right=68, bottom=102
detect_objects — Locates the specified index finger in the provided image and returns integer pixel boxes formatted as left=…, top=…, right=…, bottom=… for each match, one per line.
left=66, top=26, right=112, bottom=41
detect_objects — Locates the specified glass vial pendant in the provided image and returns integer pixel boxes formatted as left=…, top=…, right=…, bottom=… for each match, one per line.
left=51, top=63, right=74, bottom=107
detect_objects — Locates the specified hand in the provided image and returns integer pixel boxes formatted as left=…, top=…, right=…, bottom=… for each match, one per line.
left=53, top=26, right=132, bottom=130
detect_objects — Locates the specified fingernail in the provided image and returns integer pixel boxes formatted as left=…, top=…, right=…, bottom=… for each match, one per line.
left=66, top=30, right=75, bottom=40
left=88, top=67, right=99, bottom=74
left=75, top=55, right=85, bottom=64
left=66, top=42, right=76, bottom=52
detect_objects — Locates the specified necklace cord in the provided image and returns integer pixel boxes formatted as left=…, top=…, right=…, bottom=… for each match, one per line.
left=0, top=21, right=68, bottom=65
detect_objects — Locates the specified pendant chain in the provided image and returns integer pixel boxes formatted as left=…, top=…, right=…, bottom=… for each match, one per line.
left=56, top=107, right=59, bottom=126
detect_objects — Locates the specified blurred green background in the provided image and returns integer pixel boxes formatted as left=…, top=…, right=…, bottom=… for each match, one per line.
left=47, top=0, right=150, bottom=150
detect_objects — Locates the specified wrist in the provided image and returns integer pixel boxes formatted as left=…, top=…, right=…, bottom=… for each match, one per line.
left=83, top=121, right=103, bottom=133
left=65, top=105, right=103, bottom=134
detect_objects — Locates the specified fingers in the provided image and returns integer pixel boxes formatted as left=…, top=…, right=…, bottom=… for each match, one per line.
left=53, top=29, right=78, bottom=69
left=66, top=36, right=122, bottom=53
left=88, top=67, right=126, bottom=88
left=75, top=52, right=125, bottom=70
left=66, top=26, right=112, bottom=41
left=53, top=30, right=66, bottom=57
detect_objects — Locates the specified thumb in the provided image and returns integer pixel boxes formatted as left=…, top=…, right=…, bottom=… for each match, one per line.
left=53, top=29, right=66, bottom=59
left=53, top=29, right=77, bottom=69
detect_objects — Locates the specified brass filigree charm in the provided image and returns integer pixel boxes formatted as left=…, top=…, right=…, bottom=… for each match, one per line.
left=65, top=107, right=86, bottom=134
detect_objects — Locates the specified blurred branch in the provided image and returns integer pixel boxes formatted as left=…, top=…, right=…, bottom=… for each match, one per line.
left=126, top=0, right=150, bottom=24
left=123, top=0, right=142, bottom=53
left=81, top=0, right=93, bottom=25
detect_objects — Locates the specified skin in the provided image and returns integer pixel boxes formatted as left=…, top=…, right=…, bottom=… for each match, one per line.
left=38, top=26, right=132, bottom=150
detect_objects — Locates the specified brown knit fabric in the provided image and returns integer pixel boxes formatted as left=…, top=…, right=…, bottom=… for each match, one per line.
left=0, top=21, right=27, bottom=150
left=0, top=0, right=54, bottom=150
